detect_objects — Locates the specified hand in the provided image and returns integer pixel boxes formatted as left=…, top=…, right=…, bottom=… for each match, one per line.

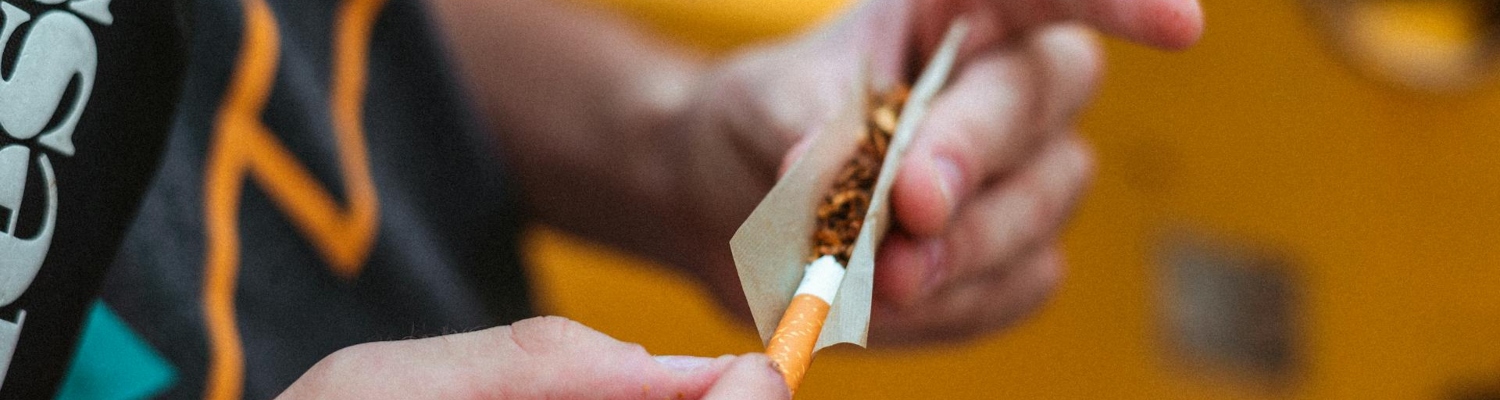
left=672, top=0, right=1202, bottom=345
left=276, top=317, right=789, bottom=399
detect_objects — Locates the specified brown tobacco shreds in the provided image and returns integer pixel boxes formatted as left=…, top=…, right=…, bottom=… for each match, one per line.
left=809, top=85, right=910, bottom=264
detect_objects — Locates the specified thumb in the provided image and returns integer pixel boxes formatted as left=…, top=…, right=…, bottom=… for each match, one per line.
left=280, top=316, right=744, bottom=399
left=702, top=353, right=793, bottom=400
left=497, top=316, right=737, bottom=399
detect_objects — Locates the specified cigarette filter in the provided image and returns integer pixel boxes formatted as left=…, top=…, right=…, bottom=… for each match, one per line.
left=766, top=256, right=846, bottom=394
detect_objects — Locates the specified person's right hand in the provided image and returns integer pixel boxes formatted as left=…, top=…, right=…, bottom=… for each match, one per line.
left=276, top=316, right=788, bottom=399
left=661, top=0, right=1200, bottom=347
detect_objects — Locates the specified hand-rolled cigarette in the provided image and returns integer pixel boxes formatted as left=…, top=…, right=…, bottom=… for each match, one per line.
left=766, top=255, right=846, bottom=395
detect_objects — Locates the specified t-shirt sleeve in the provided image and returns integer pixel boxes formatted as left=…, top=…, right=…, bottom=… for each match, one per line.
left=0, top=0, right=187, bottom=396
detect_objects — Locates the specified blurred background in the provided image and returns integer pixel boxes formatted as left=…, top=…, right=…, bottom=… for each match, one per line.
left=525, top=0, right=1500, bottom=398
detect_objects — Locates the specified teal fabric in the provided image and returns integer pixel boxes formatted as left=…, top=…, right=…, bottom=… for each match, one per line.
left=54, top=301, right=175, bottom=400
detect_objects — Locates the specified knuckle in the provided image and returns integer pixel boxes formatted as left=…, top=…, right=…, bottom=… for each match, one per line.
left=1071, top=138, right=1097, bottom=184
left=870, top=249, right=1071, bottom=347
left=1033, top=253, right=1066, bottom=297
left=507, top=316, right=635, bottom=360
left=323, top=342, right=377, bottom=366
left=1017, top=251, right=1067, bottom=314
left=1058, top=135, right=1097, bottom=213
left=971, top=255, right=1065, bottom=336
left=1007, top=189, right=1048, bottom=247
left=1032, top=24, right=1104, bottom=124
left=1043, top=134, right=1095, bottom=202
left=512, top=315, right=585, bottom=336
left=618, top=341, right=650, bottom=359
left=507, top=316, right=588, bottom=354
left=298, top=342, right=381, bottom=388
left=1009, top=259, right=1065, bottom=327
left=1072, top=35, right=1105, bottom=91
left=1043, top=24, right=1105, bottom=89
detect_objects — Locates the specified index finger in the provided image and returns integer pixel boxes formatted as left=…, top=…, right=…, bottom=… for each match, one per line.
left=702, top=354, right=793, bottom=400
left=912, top=0, right=1203, bottom=54
left=1050, top=0, right=1204, bottom=49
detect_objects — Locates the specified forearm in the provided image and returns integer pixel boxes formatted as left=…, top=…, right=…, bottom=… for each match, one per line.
left=428, top=0, right=719, bottom=271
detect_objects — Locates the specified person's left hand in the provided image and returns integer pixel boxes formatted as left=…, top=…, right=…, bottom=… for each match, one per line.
left=667, top=0, right=1202, bottom=346
left=276, top=316, right=788, bottom=399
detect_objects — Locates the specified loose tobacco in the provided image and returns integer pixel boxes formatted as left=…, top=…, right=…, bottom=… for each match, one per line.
left=809, top=85, right=909, bottom=264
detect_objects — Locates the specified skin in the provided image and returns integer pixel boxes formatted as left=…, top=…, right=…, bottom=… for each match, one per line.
left=277, top=317, right=790, bottom=400
left=282, top=0, right=1204, bottom=397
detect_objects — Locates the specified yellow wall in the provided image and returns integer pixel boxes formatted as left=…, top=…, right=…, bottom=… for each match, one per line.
left=526, top=0, right=1500, bottom=398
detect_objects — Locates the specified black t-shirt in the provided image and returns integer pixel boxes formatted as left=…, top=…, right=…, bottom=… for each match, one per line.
left=0, top=0, right=186, bottom=397
left=1, top=0, right=535, bottom=397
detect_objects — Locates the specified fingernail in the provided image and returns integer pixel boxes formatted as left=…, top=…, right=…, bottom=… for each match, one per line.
left=932, top=156, right=962, bottom=213
left=654, top=355, right=714, bottom=372
left=917, top=237, right=948, bottom=295
left=764, top=358, right=795, bottom=398
left=758, top=356, right=791, bottom=394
